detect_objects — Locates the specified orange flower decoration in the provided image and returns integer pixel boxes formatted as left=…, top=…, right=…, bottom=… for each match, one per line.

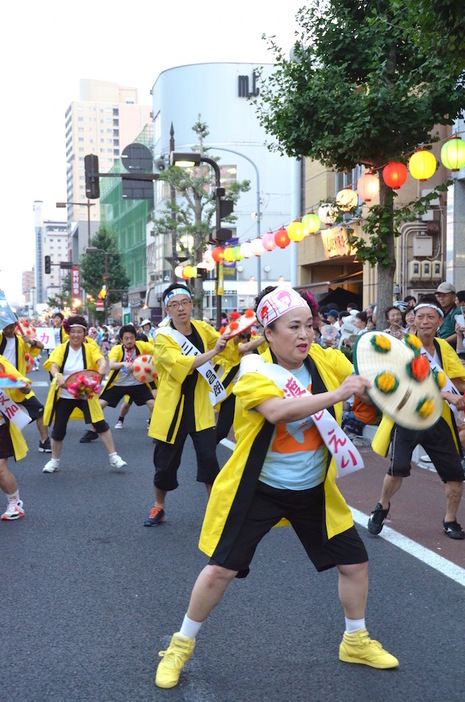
left=409, top=355, right=430, bottom=382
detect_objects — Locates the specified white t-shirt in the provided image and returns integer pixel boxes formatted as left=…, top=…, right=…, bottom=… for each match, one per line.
left=2, top=337, right=16, bottom=365
left=60, top=346, right=85, bottom=399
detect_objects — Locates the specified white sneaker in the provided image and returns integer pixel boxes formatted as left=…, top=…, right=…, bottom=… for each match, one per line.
left=110, top=454, right=127, bottom=470
left=114, top=420, right=124, bottom=429
left=1, top=498, right=25, bottom=520
left=43, top=459, right=59, bottom=473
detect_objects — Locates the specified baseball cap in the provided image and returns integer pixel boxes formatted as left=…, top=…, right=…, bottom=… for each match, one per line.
left=436, top=282, right=456, bottom=294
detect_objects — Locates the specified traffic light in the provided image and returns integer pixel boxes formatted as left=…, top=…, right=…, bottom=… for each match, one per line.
left=85, top=154, right=100, bottom=199
left=121, top=292, right=129, bottom=307
left=44, top=255, right=51, bottom=274
left=214, top=187, right=234, bottom=242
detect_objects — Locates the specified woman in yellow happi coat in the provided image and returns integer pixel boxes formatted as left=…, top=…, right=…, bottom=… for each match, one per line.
left=155, top=285, right=398, bottom=690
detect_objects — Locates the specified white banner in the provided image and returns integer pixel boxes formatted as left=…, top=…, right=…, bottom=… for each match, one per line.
left=0, top=390, right=32, bottom=429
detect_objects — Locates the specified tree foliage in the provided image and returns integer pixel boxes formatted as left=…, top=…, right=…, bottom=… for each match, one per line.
left=253, top=0, right=465, bottom=317
left=47, top=273, right=72, bottom=310
left=153, top=117, right=250, bottom=316
left=405, top=0, right=465, bottom=65
left=79, top=226, right=130, bottom=305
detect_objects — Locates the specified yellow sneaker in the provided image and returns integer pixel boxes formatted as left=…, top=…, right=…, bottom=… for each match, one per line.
left=155, top=633, right=196, bottom=688
left=339, top=628, right=399, bottom=669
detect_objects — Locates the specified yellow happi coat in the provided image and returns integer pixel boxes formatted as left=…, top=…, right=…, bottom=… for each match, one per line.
left=149, top=320, right=240, bottom=444
left=199, top=344, right=355, bottom=560
left=0, top=355, right=29, bottom=460
left=0, top=333, right=41, bottom=403
left=102, top=340, right=156, bottom=392
left=43, top=341, right=106, bottom=425
left=372, top=337, right=465, bottom=457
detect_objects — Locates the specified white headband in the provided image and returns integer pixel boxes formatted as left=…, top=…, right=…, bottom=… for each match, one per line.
left=69, top=324, right=87, bottom=329
left=164, top=288, right=192, bottom=304
left=256, top=286, right=309, bottom=328
left=413, top=303, right=444, bottom=318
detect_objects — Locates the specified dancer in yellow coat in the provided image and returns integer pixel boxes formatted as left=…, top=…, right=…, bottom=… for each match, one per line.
left=155, top=285, right=398, bottom=689
left=144, top=283, right=239, bottom=527
left=0, top=356, right=31, bottom=520
left=42, top=315, right=127, bottom=474
left=0, top=322, right=51, bottom=452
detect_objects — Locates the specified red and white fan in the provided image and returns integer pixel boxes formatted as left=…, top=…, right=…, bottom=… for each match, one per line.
left=132, top=354, right=157, bottom=383
left=219, top=310, right=257, bottom=339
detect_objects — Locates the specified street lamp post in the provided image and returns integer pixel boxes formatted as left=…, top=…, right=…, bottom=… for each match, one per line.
left=170, top=151, right=230, bottom=329
left=57, top=200, right=96, bottom=249
left=205, top=146, right=261, bottom=294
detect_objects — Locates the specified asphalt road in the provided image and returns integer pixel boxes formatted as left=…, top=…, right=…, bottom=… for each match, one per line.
left=2, top=365, right=465, bottom=702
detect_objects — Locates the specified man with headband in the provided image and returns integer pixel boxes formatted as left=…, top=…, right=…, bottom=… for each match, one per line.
left=155, top=284, right=398, bottom=690
left=369, top=294, right=465, bottom=539
left=144, top=283, right=240, bottom=527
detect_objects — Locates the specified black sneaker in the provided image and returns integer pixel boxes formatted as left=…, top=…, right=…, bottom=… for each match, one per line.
left=79, top=430, right=99, bottom=444
left=39, top=438, right=52, bottom=453
left=442, top=519, right=465, bottom=540
left=367, top=502, right=390, bottom=535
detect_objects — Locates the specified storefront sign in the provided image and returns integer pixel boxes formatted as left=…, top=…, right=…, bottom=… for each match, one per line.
left=320, top=227, right=354, bottom=259
left=71, top=266, right=80, bottom=296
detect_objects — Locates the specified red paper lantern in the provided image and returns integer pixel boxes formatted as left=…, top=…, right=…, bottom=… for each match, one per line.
left=274, top=227, right=291, bottom=249
left=211, top=246, right=224, bottom=263
left=383, top=162, right=408, bottom=189
left=357, top=172, right=380, bottom=202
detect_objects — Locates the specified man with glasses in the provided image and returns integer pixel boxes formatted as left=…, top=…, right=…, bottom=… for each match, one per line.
left=144, top=283, right=239, bottom=527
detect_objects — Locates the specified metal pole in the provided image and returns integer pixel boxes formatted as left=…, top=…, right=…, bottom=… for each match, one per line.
left=87, top=199, right=91, bottom=248
left=204, top=146, right=261, bottom=294
left=200, top=157, right=223, bottom=329
left=169, top=123, right=177, bottom=283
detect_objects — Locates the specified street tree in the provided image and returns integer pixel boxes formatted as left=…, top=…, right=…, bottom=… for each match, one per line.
left=254, top=0, right=465, bottom=320
left=153, top=117, right=250, bottom=319
left=79, top=227, right=130, bottom=318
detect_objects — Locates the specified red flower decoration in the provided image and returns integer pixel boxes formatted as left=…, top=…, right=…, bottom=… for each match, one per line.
left=410, top=355, right=430, bottom=382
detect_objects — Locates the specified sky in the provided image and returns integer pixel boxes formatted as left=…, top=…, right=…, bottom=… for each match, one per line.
left=1, top=0, right=305, bottom=306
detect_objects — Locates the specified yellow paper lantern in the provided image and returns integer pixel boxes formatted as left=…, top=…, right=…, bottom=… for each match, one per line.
left=408, top=150, right=437, bottom=181
left=223, top=247, right=235, bottom=262
left=287, top=220, right=305, bottom=242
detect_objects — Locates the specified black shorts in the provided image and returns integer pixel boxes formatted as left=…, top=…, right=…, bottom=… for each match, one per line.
left=389, top=419, right=465, bottom=482
left=0, top=423, right=14, bottom=459
left=51, top=398, right=109, bottom=441
left=17, top=395, right=44, bottom=421
left=99, top=384, right=153, bottom=408
left=210, top=481, right=368, bottom=578
left=153, top=425, right=219, bottom=491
